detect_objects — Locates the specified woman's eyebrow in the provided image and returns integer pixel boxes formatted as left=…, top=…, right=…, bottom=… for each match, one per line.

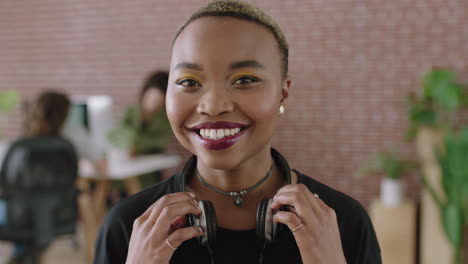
left=173, top=60, right=265, bottom=71
left=229, top=60, right=266, bottom=70
left=173, top=62, right=203, bottom=71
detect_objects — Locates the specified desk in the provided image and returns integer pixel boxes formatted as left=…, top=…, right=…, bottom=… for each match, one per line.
left=79, top=154, right=182, bottom=220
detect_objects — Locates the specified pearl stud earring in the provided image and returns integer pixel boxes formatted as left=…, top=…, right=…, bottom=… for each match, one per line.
left=279, top=105, right=285, bottom=114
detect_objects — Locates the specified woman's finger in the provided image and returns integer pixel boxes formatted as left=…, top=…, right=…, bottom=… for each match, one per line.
left=271, top=191, right=319, bottom=227
left=273, top=211, right=305, bottom=234
left=152, top=201, right=201, bottom=240
left=171, top=215, right=189, bottom=231
left=157, top=226, right=204, bottom=260
left=141, top=192, right=197, bottom=225
left=274, top=184, right=325, bottom=218
left=167, top=226, right=204, bottom=249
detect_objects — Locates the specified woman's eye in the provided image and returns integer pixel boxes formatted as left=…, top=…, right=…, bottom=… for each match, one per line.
left=233, top=76, right=259, bottom=85
left=176, top=78, right=200, bottom=87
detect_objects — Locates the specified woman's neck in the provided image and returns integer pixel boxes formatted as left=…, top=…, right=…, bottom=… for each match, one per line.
left=194, top=147, right=275, bottom=192
left=187, top=147, right=290, bottom=230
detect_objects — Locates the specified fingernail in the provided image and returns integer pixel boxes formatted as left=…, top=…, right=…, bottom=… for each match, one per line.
left=187, top=192, right=196, bottom=198
left=273, top=195, right=277, bottom=200
left=198, top=227, right=204, bottom=234
left=271, top=202, right=279, bottom=210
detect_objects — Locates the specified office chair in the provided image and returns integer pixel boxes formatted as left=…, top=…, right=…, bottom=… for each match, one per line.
left=0, top=136, right=78, bottom=264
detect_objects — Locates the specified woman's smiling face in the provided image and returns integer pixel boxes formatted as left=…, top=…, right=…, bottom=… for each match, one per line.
left=167, top=17, right=290, bottom=169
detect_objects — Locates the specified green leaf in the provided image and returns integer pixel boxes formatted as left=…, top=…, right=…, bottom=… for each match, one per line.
left=405, top=125, right=417, bottom=140
left=422, top=174, right=443, bottom=209
left=423, top=69, right=455, bottom=97
left=378, top=152, right=413, bottom=180
left=442, top=203, right=463, bottom=249
left=461, top=91, right=468, bottom=107
left=438, top=132, right=463, bottom=203
left=408, top=100, right=437, bottom=125
left=423, top=69, right=462, bottom=111
left=462, top=183, right=468, bottom=226
left=355, top=151, right=414, bottom=180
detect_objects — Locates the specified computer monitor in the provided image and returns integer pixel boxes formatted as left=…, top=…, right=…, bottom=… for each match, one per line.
left=64, top=95, right=113, bottom=158
left=67, top=102, right=89, bottom=129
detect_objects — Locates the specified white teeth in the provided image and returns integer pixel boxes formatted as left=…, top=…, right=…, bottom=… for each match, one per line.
left=199, top=128, right=243, bottom=140
left=209, top=129, right=216, bottom=139
left=217, top=129, right=224, bottom=138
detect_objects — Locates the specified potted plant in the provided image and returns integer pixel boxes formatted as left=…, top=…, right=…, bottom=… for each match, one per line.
left=423, top=128, right=468, bottom=264
left=406, top=68, right=466, bottom=139
left=356, top=151, right=415, bottom=207
left=408, top=68, right=468, bottom=264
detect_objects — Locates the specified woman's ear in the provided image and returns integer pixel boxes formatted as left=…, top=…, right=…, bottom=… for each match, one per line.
left=280, top=77, right=291, bottom=104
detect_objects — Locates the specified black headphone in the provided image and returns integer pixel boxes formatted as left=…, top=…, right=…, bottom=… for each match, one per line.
left=179, top=148, right=292, bottom=253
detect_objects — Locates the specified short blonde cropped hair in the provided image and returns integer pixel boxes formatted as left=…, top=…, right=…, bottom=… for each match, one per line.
left=173, top=0, right=289, bottom=79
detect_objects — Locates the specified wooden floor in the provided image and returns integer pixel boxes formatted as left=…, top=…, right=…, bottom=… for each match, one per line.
left=0, top=225, right=87, bottom=264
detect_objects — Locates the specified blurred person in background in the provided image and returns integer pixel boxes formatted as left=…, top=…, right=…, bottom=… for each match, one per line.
left=107, top=71, right=173, bottom=190
left=3, top=91, right=73, bottom=264
left=108, top=71, right=173, bottom=157
left=3, top=90, right=106, bottom=263
left=21, top=92, right=104, bottom=168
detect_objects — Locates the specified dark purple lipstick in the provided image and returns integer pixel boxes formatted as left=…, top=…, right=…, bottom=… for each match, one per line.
left=189, top=122, right=249, bottom=150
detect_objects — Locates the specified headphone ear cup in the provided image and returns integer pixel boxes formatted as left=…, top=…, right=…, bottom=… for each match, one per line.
left=256, top=198, right=274, bottom=244
left=201, top=200, right=217, bottom=248
left=188, top=200, right=217, bottom=248
left=256, top=199, right=290, bottom=245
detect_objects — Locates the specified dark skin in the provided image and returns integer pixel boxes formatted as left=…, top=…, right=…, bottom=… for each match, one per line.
left=126, top=17, right=346, bottom=264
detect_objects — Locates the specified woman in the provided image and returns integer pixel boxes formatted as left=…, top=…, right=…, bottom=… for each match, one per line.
left=107, top=71, right=173, bottom=192
left=94, top=1, right=381, bottom=263
left=108, top=71, right=173, bottom=156
left=2, top=90, right=76, bottom=264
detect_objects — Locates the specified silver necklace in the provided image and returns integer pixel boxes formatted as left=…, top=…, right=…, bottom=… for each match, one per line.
left=195, top=161, right=274, bottom=206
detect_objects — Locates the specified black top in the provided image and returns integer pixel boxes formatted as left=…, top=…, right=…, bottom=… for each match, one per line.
left=94, top=155, right=381, bottom=264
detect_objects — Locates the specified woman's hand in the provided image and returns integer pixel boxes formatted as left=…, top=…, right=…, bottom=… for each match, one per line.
left=271, top=184, right=347, bottom=264
left=125, top=192, right=203, bottom=264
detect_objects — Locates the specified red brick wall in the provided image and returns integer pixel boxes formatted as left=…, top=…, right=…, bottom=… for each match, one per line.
left=1, top=0, right=467, bottom=208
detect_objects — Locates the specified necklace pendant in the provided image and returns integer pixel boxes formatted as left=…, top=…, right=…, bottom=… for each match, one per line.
left=234, top=196, right=243, bottom=206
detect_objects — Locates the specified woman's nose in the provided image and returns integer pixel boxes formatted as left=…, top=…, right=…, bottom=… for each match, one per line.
left=196, top=86, right=234, bottom=116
